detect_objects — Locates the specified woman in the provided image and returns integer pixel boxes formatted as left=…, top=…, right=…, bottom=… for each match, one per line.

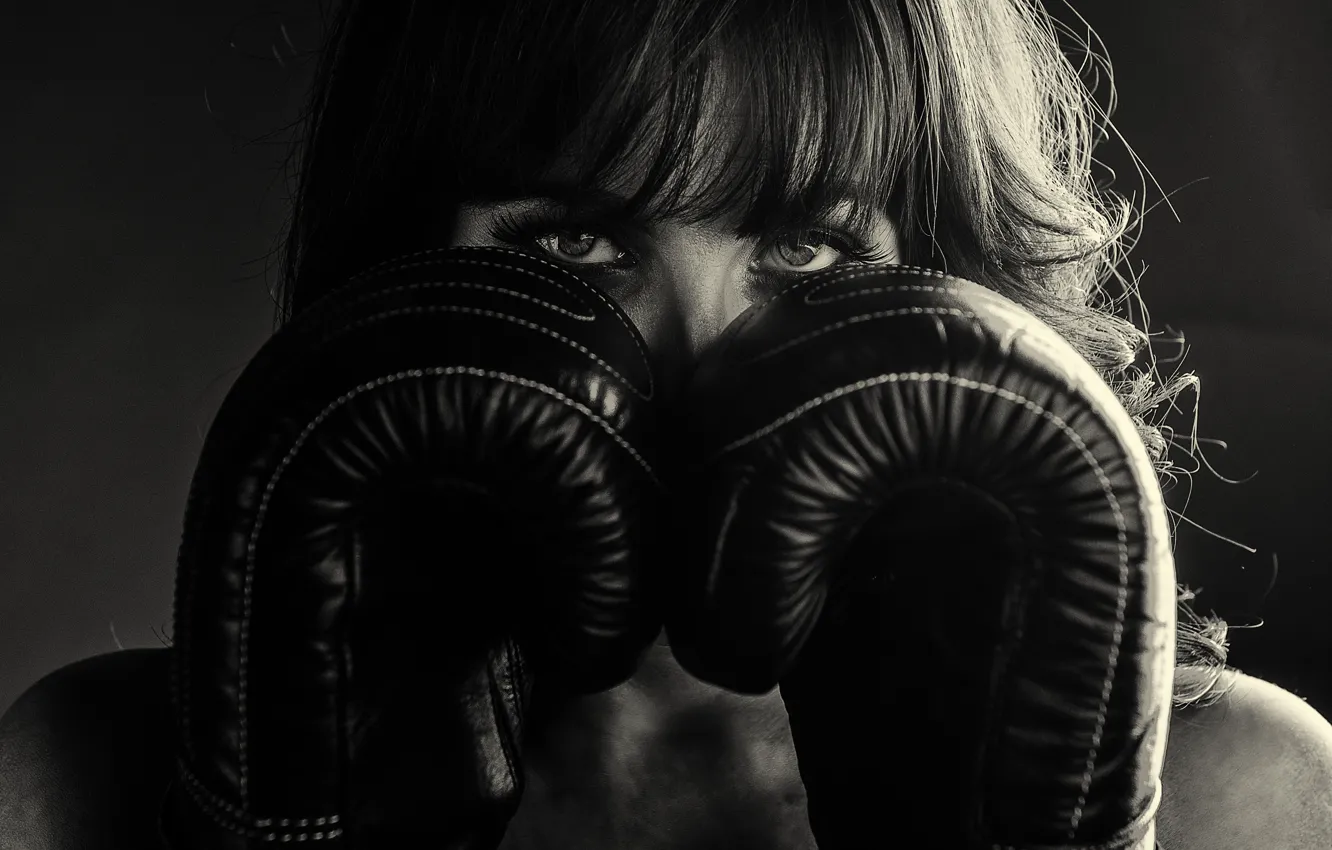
left=275, top=1, right=1332, bottom=847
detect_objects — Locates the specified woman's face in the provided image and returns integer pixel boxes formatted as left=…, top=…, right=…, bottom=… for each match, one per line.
left=443, top=144, right=902, bottom=391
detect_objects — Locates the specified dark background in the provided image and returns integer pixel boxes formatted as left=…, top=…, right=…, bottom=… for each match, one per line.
left=1, top=1, right=1329, bottom=718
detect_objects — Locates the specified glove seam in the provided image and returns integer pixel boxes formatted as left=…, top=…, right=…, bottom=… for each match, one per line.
left=709, top=371, right=1135, bottom=837
left=177, top=367, right=656, bottom=812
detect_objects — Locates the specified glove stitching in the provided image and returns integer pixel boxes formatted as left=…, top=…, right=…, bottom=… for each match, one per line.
left=734, top=306, right=979, bottom=368
left=793, top=267, right=953, bottom=305
left=175, top=756, right=343, bottom=828
left=808, top=282, right=952, bottom=304
left=334, top=278, right=597, bottom=322
left=709, top=372, right=1132, bottom=838
left=346, top=247, right=653, bottom=400
left=337, top=304, right=652, bottom=401
left=184, top=252, right=654, bottom=777
left=176, top=760, right=343, bottom=841
left=226, top=366, right=659, bottom=805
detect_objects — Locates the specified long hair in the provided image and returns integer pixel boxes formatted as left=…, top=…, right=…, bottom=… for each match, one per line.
left=276, top=0, right=1232, bottom=708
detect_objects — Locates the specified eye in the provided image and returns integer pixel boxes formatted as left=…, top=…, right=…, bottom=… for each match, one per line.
left=487, top=209, right=640, bottom=271
left=533, top=231, right=634, bottom=267
left=751, top=229, right=888, bottom=275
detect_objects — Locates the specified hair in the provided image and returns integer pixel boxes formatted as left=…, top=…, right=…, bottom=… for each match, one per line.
left=275, top=0, right=1233, bottom=708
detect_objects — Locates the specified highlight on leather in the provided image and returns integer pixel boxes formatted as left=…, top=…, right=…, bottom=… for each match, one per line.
left=162, top=247, right=662, bottom=847
left=667, top=263, right=1176, bottom=850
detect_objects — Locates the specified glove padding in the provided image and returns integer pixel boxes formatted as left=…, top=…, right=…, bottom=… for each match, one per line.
left=163, top=246, right=662, bottom=848
left=667, top=264, right=1176, bottom=850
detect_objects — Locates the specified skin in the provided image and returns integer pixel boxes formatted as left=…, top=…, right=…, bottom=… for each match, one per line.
left=446, top=195, right=902, bottom=398
left=485, top=654, right=1332, bottom=850
left=443, top=57, right=901, bottom=401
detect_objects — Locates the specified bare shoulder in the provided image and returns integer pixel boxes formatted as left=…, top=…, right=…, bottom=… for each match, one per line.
left=1158, top=669, right=1332, bottom=850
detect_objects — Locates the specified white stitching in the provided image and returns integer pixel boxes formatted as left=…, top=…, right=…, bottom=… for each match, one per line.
left=710, top=371, right=1130, bottom=839
left=808, top=281, right=954, bottom=304
left=335, top=278, right=596, bottom=322
left=177, top=245, right=659, bottom=828
left=177, top=763, right=343, bottom=841
left=181, top=264, right=659, bottom=774
left=346, top=247, right=653, bottom=398
left=176, top=758, right=341, bottom=829
left=237, top=366, right=661, bottom=800
left=337, top=304, right=651, bottom=401
left=735, top=306, right=980, bottom=367
left=802, top=264, right=949, bottom=304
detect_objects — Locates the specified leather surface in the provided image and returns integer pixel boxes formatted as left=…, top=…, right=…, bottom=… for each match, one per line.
left=0, top=257, right=1180, bottom=849
left=126, top=246, right=658, bottom=848
left=666, top=264, right=1176, bottom=849
left=0, top=649, right=173, bottom=850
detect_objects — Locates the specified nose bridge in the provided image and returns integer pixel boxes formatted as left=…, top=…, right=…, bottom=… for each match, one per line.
left=665, top=233, right=751, bottom=357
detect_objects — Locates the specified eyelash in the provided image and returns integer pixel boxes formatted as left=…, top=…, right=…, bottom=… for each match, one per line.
left=487, top=209, right=892, bottom=272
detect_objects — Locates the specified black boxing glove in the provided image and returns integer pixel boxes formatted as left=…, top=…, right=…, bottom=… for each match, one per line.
left=667, top=265, right=1175, bottom=849
left=162, top=246, right=663, bottom=848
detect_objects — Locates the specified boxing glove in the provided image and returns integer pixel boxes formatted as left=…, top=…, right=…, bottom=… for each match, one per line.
left=162, top=246, right=663, bottom=848
left=667, top=264, right=1176, bottom=849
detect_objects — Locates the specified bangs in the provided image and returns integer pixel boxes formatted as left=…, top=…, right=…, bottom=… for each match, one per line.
left=436, top=1, right=918, bottom=236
